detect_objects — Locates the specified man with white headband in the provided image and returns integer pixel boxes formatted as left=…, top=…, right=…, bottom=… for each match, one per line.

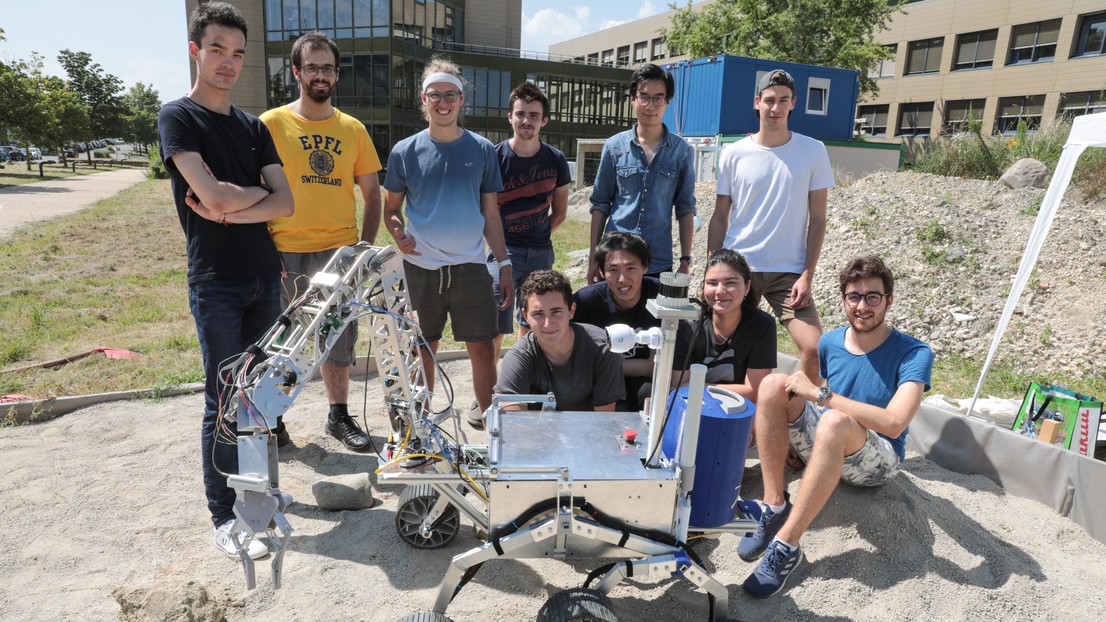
left=383, top=57, right=509, bottom=429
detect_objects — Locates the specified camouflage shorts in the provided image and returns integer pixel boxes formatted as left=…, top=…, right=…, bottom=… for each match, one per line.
left=788, top=401, right=901, bottom=487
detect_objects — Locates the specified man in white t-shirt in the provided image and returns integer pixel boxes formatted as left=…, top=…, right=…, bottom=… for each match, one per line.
left=707, top=69, right=834, bottom=384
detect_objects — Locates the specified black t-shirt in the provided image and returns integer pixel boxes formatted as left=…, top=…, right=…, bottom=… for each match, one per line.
left=571, top=277, right=661, bottom=361
left=158, top=97, right=283, bottom=284
left=495, top=323, right=626, bottom=411
left=672, top=309, right=777, bottom=384
left=495, top=140, right=572, bottom=248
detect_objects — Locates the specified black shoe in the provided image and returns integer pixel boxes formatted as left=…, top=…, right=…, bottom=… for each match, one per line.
left=325, top=414, right=371, bottom=452
left=273, top=420, right=292, bottom=448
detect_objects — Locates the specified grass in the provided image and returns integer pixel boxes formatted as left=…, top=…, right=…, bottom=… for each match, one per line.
left=0, top=162, right=101, bottom=188
left=1, top=177, right=1097, bottom=406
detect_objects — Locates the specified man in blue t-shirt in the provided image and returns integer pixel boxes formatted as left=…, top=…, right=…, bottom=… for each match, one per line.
left=488, top=82, right=571, bottom=360
left=572, top=232, right=660, bottom=411
left=383, top=57, right=510, bottom=431
left=158, top=1, right=294, bottom=561
left=738, top=256, right=933, bottom=599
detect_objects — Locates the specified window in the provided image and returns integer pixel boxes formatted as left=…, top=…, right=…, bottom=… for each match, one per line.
left=1073, top=13, right=1106, bottom=57
left=996, top=95, right=1045, bottom=134
left=651, top=38, right=667, bottom=60
left=601, top=49, right=614, bottom=67
left=897, top=102, right=934, bottom=137
left=587, top=52, right=599, bottom=66
left=806, top=77, right=831, bottom=116
left=1059, top=91, right=1106, bottom=118
left=856, top=104, right=889, bottom=137
left=942, top=99, right=985, bottom=134
left=617, top=45, right=630, bottom=66
left=906, top=38, right=943, bottom=75
left=633, top=42, right=648, bottom=63
left=872, top=44, right=897, bottom=78
left=953, top=29, right=997, bottom=70
left=1008, top=19, right=1061, bottom=64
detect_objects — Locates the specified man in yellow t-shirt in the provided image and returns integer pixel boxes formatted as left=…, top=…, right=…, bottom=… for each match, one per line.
left=261, top=32, right=382, bottom=452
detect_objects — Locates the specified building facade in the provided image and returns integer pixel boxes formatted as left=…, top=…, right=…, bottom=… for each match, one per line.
left=184, top=0, right=634, bottom=164
left=548, top=6, right=692, bottom=68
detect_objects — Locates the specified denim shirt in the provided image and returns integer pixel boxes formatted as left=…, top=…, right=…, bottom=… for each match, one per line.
left=590, top=123, right=696, bottom=273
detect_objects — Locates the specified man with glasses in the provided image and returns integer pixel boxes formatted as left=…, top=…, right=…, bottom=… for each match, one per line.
left=707, top=69, right=835, bottom=386
left=261, top=32, right=382, bottom=452
left=588, top=63, right=695, bottom=282
left=384, top=57, right=510, bottom=431
left=737, top=256, right=932, bottom=598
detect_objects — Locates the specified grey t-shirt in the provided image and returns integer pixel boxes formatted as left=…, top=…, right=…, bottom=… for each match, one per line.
left=495, top=323, right=626, bottom=411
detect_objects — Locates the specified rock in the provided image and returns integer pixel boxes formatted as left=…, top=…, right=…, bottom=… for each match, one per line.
left=999, top=158, right=1049, bottom=189
left=311, top=473, right=374, bottom=510
left=114, top=581, right=227, bottom=622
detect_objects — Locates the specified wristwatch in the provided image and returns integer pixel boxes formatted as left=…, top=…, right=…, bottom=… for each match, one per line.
left=679, top=255, right=692, bottom=264
left=816, top=385, right=833, bottom=408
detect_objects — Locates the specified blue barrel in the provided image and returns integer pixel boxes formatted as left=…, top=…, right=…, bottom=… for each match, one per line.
left=661, top=386, right=756, bottom=528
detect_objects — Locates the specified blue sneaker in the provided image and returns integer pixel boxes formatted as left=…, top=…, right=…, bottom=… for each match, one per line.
left=737, top=493, right=791, bottom=561
left=742, top=540, right=804, bottom=598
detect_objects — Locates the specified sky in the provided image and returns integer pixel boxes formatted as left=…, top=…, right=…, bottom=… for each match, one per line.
left=0, top=1, right=666, bottom=103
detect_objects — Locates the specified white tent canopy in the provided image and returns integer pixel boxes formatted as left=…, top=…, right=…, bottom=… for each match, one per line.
left=969, top=111, right=1106, bottom=415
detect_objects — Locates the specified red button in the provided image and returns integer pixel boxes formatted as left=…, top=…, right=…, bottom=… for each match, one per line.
left=623, top=429, right=637, bottom=444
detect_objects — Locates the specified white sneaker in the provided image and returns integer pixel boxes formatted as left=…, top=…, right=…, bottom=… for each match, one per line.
left=213, top=521, right=269, bottom=560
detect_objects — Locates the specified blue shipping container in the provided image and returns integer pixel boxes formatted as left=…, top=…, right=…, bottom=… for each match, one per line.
left=662, top=54, right=860, bottom=142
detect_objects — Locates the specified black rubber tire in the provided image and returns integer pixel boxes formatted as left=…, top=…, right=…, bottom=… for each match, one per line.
left=395, top=485, right=460, bottom=549
left=395, top=612, right=455, bottom=622
left=536, top=588, right=619, bottom=622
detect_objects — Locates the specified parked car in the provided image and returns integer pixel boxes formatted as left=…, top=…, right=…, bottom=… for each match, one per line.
left=63, top=146, right=77, bottom=159
left=23, top=147, right=42, bottom=160
left=0, top=148, right=9, bottom=163
left=3, top=145, right=25, bottom=161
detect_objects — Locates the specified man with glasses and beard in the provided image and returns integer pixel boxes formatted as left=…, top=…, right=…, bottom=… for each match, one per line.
left=737, top=256, right=933, bottom=598
left=261, top=31, right=382, bottom=452
left=587, top=63, right=695, bottom=282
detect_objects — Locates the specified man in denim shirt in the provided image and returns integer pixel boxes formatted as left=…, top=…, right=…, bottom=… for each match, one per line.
left=587, top=64, right=695, bottom=283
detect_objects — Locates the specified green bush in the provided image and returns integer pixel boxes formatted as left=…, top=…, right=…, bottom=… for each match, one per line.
left=148, top=142, right=169, bottom=180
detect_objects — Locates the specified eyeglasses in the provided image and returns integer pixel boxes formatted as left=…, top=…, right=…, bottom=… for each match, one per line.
left=844, top=292, right=888, bottom=307
left=633, top=94, right=667, bottom=107
left=299, top=65, right=337, bottom=78
left=425, top=90, right=461, bottom=104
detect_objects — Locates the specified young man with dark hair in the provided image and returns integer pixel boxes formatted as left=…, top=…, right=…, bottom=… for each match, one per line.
left=571, top=232, right=660, bottom=411
left=588, top=63, right=695, bottom=282
left=707, top=68, right=835, bottom=384
left=486, top=81, right=572, bottom=366
left=383, top=57, right=510, bottom=430
left=158, top=0, right=294, bottom=560
left=495, top=270, right=625, bottom=412
left=738, top=256, right=933, bottom=598
left=261, top=31, right=383, bottom=452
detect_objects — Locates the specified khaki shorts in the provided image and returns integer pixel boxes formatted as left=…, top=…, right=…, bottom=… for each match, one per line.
left=749, top=271, right=820, bottom=323
left=405, top=260, right=497, bottom=343
left=788, top=401, right=901, bottom=488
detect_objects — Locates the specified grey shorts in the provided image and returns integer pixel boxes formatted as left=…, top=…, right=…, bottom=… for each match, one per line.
left=280, top=249, right=358, bottom=367
left=405, top=260, right=497, bottom=343
left=749, top=272, right=820, bottom=323
left=789, top=401, right=901, bottom=487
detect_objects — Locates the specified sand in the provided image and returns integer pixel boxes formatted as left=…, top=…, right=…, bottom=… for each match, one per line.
left=2, top=359, right=1106, bottom=622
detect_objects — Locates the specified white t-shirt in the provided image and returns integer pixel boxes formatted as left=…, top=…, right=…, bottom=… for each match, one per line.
left=715, top=132, right=834, bottom=273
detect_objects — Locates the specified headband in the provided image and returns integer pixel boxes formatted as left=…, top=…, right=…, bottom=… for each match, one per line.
left=422, top=72, right=464, bottom=92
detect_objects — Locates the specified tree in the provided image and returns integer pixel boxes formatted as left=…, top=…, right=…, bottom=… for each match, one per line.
left=662, top=0, right=905, bottom=97
left=123, top=82, right=162, bottom=149
left=57, top=49, right=127, bottom=138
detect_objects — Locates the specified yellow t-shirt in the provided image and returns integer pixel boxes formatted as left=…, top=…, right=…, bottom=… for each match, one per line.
left=261, top=106, right=382, bottom=252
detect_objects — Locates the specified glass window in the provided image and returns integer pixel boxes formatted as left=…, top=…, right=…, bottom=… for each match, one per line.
left=1074, top=13, right=1106, bottom=57
left=806, top=77, right=830, bottom=116
left=942, top=99, right=985, bottom=134
left=601, top=49, right=614, bottom=66
left=317, top=0, right=335, bottom=29
left=906, top=38, right=943, bottom=75
left=336, top=0, right=353, bottom=28
left=587, top=52, right=599, bottom=66
left=996, top=95, right=1045, bottom=134
left=872, top=44, right=897, bottom=78
left=266, top=0, right=283, bottom=39
left=897, top=102, right=934, bottom=137
left=1059, top=91, right=1106, bottom=118
left=856, top=104, right=889, bottom=137
left=1007, top=19, right=1060, bottom=64
left=953, top=29, right=997, bottom=70
left=617, top=46, right=630, bottom=66
left=651, top=38, right=666, bottom=60
left=633, top=42, right=648, bottom=63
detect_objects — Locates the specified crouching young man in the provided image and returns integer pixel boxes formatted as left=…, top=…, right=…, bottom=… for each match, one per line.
left=493, top=270, right=625, bottom=412
left=740, top=256, right=933, bottom=597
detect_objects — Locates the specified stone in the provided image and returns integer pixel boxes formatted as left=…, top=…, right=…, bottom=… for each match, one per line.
left=114, top=581, right=227, bottom=622
left=311, top=473, right=375, bottom=511
left=999, top=158, right=1049, bottom=189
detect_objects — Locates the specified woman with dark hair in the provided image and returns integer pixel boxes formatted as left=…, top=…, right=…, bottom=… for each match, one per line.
left=671, top=249, right=777, bottom=402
